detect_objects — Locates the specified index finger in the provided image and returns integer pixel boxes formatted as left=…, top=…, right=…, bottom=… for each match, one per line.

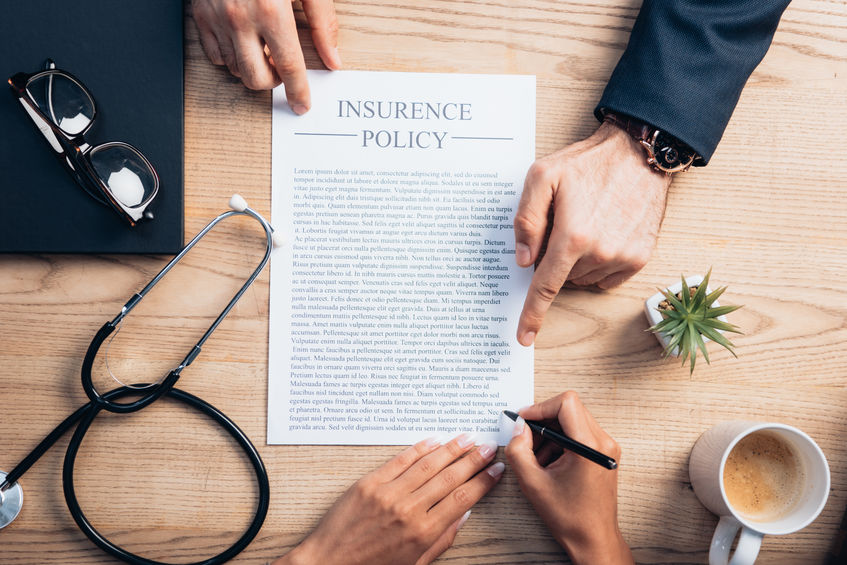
left=516, top=216, right=580, bottom=345
left=518, top=391, right=592, bottom=437
left=262, top=2, right=311, bottom=113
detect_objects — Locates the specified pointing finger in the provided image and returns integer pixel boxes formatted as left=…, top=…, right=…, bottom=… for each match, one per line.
left=263, top=1, right=311, bottom=113
left=516, top=215, right=580, bottom=345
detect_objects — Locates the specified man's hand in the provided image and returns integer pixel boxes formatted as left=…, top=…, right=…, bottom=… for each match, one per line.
left=273, top=434, right=504, bottom=565
left=514, top=122, right=672, bottom=345
left=193, top=0, right=341, bottom=112
left=505, top=392, right=634, bottom=565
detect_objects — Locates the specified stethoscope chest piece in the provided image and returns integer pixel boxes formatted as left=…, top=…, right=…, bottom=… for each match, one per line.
left=0, top=470, right=23, bottom=529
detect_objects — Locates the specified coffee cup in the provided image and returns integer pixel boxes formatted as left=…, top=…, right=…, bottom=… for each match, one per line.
left=689, top=422, right=829, bottom=565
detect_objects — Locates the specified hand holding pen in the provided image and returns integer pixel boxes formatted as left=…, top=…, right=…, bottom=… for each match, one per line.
left=503, top=410, right=617, bottom=470
left=505, top=392, right=634, bottom=565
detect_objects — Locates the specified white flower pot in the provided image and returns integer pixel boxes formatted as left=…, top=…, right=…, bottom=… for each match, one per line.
left=644, top=275, right=728, bottom=357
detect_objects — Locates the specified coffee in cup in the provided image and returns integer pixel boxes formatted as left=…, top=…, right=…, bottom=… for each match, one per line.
left=689, top=422, right=830, bottom=565
left=722, top=430, right=805, bottom=522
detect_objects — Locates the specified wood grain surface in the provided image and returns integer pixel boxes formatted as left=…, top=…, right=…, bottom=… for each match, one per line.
left=2, top=0, right=846, bottom=563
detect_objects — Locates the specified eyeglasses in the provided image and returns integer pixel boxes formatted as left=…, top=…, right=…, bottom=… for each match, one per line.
left=8, top=60, right=158, bottom=226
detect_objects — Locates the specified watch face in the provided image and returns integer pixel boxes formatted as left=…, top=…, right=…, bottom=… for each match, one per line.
left=653, top=131, right=696, bottom=171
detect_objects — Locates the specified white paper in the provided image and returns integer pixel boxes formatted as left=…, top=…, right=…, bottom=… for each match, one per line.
left=269, top=70, right=535, bottom=445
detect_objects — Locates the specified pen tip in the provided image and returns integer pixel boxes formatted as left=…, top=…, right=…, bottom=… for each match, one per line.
left=609, top=461, right=618, bottom=470
left=503, top=410, right=518, bottom=421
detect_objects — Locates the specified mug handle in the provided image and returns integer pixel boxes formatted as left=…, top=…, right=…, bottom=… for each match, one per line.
left=710, top=516, right=763, bottom=565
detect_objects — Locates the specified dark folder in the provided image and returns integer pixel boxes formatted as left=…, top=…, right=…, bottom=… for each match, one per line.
left=0, top=0, right=183, bottom=254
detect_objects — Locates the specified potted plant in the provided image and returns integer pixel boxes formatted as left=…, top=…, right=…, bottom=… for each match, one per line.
left=644, top=269, right=742, bottom=374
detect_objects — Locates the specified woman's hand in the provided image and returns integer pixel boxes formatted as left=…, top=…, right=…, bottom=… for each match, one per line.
left=274, top=434, right=505, bottom=565
left=505, top=392, right=633, bottom=565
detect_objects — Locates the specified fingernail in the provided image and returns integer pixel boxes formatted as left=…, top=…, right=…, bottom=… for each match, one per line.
left=517, top=405, right=531, bottom=414
left=478, top=440, right=498, bottom=459
left=332, top=47, right=342, bottom=68
left=519, top=331, right=536, bottom=346
left=456, top=432, right=476, bottom=449
left=511, top=416, right=525, bottom=438
left=515, top=243, right=531, bottom=266
left=292, top=103, right=309, bottom=115
left=423, top=436, right=442, bottom=449
left=486, top=461, right=506, bottom=478
left=457, top=510, right=472, bottom=531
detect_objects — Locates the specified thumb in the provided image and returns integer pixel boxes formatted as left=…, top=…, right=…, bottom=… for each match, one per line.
left=504, top=417, right=545, bottom=481
left=414, top=510, right=471, bottom=565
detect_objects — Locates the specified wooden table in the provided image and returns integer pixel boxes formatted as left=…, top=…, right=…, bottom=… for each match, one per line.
left=2, top=1, right=846, bottom=563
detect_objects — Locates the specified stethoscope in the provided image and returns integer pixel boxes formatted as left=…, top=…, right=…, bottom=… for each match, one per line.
left=0, top=195, right=285, bottom=564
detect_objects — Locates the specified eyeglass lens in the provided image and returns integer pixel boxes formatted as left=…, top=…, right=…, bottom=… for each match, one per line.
left=89, top=144, right=157, bottom=208
left=26, top=73, right=94, bottom=135
left=25, top=71, right=157, bottom=210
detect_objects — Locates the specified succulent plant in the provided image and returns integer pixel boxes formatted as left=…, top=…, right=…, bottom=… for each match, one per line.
left=649, top=269, right=742, bottom=374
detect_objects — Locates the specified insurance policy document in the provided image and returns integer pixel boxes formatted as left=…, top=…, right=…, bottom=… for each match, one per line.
left=269, top=70, right=534, bottom=445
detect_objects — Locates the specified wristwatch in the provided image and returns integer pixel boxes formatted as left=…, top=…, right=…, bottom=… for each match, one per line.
left=601, top=111, right=698, bottom=174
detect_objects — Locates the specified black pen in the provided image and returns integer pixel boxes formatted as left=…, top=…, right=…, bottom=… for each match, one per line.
left=503, top=410, right=618, bottom=470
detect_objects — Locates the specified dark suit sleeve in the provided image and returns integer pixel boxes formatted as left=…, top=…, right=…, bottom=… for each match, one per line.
left=595, top=0, right=791, bottom=165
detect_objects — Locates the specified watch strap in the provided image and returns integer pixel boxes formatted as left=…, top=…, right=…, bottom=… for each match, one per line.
left=602, top=112, right=654, bottom=145
left=601, top=110, right=697, bottom=174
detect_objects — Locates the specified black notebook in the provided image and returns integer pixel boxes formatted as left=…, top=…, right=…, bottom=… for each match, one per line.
left=0, top=0, right=183, bottom=254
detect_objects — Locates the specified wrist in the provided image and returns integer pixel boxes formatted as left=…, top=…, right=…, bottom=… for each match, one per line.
left=561, top=528, right=633, bottom=565
left=600, top=111, right=697, bottom=173
left=272, top=539, right=319, bottom=565
left=594, top=121, right=671, bottom=185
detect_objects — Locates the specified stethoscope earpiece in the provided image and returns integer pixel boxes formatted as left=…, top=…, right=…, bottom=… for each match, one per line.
left=272, top=231, right=287, bottom=248
left=229, top=193, right=285, bottom=247
left=228, top=193, right=248, bottom=212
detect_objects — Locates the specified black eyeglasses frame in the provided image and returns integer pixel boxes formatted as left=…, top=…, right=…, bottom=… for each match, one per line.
left=8, top=62, right=159, bottom=226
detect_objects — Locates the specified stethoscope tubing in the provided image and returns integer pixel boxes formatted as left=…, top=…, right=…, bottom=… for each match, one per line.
left=62, top=385, right=270, bottom=565
left=1, top=199, right=277, bottom=564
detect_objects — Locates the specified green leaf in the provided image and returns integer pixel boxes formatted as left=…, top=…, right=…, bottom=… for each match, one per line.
left=705, top=305, right=743, bottom=318
left=695, top=331, right=710, bottom=365
left=701, top=268, right=713, bottom=293
left=687, top=321, right=698, bottom=374
left=661, top=308, right=684, bottom=320
left=699, top=318, right=743, bottom=334
left=665, top=331, right=685, bottom=358
left=661, top=290, right=686, bottom=313
left=691, top=274, right=709, bottom=312
left=680, top=276, right=691, bottom=309
left=698, top=325, right=738, bottom=357
left=705, top=286, right=727, bottom=307
left=664, top=322, right=687, bottom=336
left=649, top=318, right=676, bottom=333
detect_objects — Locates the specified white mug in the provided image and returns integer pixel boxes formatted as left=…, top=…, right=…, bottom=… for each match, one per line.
left=689, top=422, right=830, bottom=565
